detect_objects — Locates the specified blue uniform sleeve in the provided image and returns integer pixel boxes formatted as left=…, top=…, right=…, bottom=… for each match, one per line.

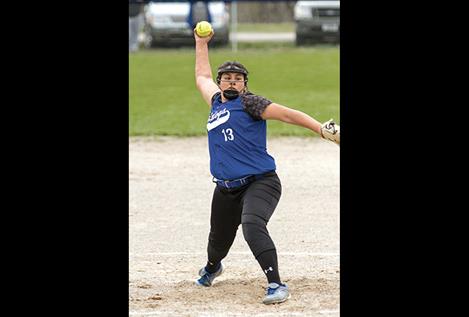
left=211, top=92, right=222, bottom=106
left=241, top=92, right=272, bottom=120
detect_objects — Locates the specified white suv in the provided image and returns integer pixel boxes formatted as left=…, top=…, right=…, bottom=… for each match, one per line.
left=143, top=1, right=230, bottom=47
left=294, top=0, right=340, bottom=45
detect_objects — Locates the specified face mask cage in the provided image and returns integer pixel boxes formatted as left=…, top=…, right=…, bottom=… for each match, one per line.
left=216, top=62, right=249, bottom=85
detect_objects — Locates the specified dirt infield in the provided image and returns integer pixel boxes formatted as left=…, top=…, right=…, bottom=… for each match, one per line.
left=129, top=136, right=340, bottom=316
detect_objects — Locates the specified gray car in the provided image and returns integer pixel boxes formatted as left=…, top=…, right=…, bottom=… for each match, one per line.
left=143, top=1, right=230, bottom=47
left=294, top=0, right=340, bottom=45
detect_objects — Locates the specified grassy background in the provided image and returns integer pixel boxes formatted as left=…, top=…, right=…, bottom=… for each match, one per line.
left=129, top=46, right=339, bottom=136
left=235, top=22, right=295, bottom=33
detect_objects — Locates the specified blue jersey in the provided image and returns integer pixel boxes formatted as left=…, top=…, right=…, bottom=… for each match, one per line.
left=207, top=92, right=276, bottom=180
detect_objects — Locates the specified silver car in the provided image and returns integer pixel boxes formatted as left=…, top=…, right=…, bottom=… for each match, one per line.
left=294, top=0, right=340, bottom=45
left=143, top=1, right=230, bottom=47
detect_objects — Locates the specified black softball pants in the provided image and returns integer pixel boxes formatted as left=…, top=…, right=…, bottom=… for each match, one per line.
left=206, top=172, right=282, bottom=282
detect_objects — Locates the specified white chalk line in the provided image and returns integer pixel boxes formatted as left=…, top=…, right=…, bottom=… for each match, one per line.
left=129, top=309, right=339, bottom=316
left=130, top=252, right=339, bottom=258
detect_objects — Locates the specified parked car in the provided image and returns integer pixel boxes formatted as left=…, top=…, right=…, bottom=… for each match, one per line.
left=143, top=1, right=230, bottom=47
left=294, top=0, right=340, bottom=45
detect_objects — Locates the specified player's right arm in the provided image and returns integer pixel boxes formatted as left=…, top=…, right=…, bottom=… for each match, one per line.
left=194, top=30, right=220, bottom=107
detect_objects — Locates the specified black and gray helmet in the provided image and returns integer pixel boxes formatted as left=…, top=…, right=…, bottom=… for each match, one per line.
left=216, top=61, right=249, bottom=85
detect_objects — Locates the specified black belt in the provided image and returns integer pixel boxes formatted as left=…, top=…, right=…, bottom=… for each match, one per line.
left=213, top=171, right=276, bottom=189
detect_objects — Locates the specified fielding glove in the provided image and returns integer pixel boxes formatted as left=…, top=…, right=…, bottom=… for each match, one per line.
left=320, top=119, right=340, bottom=146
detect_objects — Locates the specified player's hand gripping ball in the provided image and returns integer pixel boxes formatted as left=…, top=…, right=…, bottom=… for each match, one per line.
left=195, top=21, right=213, bottom=37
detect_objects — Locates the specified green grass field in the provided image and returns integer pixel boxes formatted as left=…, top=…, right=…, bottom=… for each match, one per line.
left=235, top=23, right=295, bottom=33
left=129, top=46, right=339, bottom=137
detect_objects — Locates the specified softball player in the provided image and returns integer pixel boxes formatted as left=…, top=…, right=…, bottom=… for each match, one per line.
left=194, top=30, right=339, bottom=305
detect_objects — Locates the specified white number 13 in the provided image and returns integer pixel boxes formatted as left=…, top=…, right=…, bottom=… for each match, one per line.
left=222, top=128, right=234, bottom=141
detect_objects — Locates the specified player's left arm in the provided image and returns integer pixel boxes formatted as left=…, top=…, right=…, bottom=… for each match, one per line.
left=262, top=103, right=322, bottom=134
left=261, top=103, right=340, bottom=145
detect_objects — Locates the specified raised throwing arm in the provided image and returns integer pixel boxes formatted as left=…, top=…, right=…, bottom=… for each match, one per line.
left=194, top=30, right=219, bottom=107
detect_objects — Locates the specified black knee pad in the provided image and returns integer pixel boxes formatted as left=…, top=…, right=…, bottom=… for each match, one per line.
left=241, top=214, right=274, bottom=257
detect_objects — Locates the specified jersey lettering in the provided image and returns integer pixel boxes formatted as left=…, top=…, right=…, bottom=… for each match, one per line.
left=207, top=108, right=230, bottom=131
